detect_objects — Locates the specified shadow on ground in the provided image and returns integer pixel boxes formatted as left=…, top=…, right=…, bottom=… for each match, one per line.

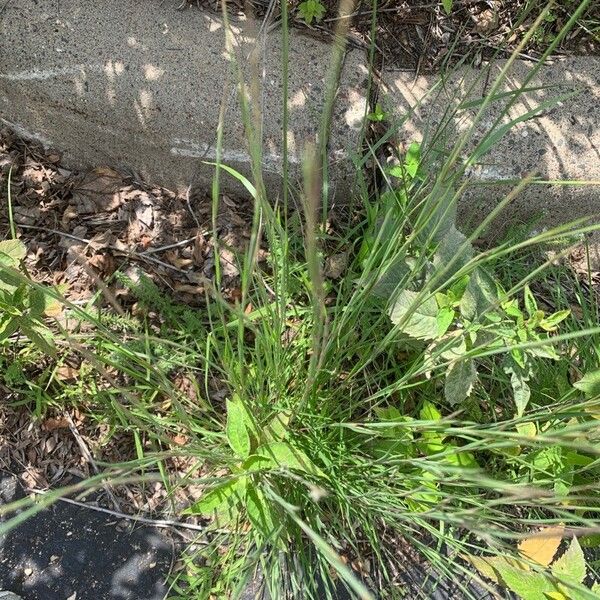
left=0, top=474, right=173, bottom=600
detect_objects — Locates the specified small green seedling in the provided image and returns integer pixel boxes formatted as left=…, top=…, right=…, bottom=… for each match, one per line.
left=298, top=0, right=326, bottom=24
left=0, top=239, right=61, bottom=356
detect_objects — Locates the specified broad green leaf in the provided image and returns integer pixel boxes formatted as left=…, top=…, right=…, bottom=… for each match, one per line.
left=518, top=526, right=564, bottom=567
left=0, top=239, right=26, bottom=265
left=460, top=268, right=498, bottom=321
left=263, top=410, right=291, bottom=443
left=498, top=565, right=560, bottom=600
left=444, top=359, right=477, bottom=406
left=256, top=442, right=325, bottom=478
left=226, top=398, right=251, bottom=458
left=574, top=370, right=600, bottom=398
left=433, top=226, right=474, bottom=281
left=463, top=554, right=527, bottom=585
left=20, top=321, right=56, bottom=357
left=551, top=537, right=586, bottom=586
left=506, top=364, right=531, bottom=417
left=404, top=141, right=421, bottom=178
left=390, top=290, right=439, bottom=340
left=516, top=422, right=537, bottom=438
left=0, top=317, right=18, bottom=341
left=442, top=0, right=453, bottom=14
left=242, top=455, right=275, bottom=472
left=407, top=470, right=441, bottom=511
left=444, top=445, right=479, bottom=468
left=420, top=400, right=442, bottom=422
left=539, top=310, right=570, bottom=332
left=371, top=256, right=411, bottom=299
left=246, top=486, right=276, bottom=536
left=184, top=478, right=241, bottom=515
left=436, top=306, right=455, bottom=337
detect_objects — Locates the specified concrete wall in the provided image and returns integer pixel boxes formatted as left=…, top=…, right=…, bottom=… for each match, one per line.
left=0, top=0, right=598, bottom=234
left=0, top=0, right=368, bottom=198
left=382, top=57, right=600, bottom=238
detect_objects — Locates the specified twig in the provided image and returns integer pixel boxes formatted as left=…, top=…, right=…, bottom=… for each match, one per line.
left=28, top=488, right=211, bottom=539
left=140, top=237, right=197, bottom=255
left=65, top=413, right=122, bottom=513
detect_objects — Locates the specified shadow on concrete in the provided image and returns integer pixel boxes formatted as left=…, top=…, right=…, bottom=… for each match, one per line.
left=0, top=473, right=173, bottom=600
left=383, top=56, right=600, bottom=240
left=0, top=0, right=367, bottom=200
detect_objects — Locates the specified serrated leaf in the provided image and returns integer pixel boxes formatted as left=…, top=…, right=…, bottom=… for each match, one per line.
left=442, top=0, right=453, bottom=14
left=390, top=290, right=439, bottom=340
left=460, top=268, right=498, bottom=321
left=226, top=398, right=251, bottom=458
left=0, top=239, right=26, bottom=264
left=433, top=226, right=474, bottom=282
left=518, top=526, right=564, bottom=567
left=574, top=370, right=600, bottom=398
left=551, top=537, right=586, bottom=586
left=462, top=554, right=528, bottom=585
left=184, top=478, right=241, bottom=515
left=256, top=442, right=324, bottom=478
left=444, top=359, right=477, bottom=406
left=539, top=310, right=570, bottom=332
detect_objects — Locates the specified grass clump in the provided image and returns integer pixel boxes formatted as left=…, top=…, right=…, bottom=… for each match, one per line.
left=1, top=1, right=600, bottom=599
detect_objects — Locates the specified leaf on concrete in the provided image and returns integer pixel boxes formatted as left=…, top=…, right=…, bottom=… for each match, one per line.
left=518, top=526, right=564, bottom=567
left=444, top=358, right=477, bottom=406
left=390, top=290, right=439, bottom=340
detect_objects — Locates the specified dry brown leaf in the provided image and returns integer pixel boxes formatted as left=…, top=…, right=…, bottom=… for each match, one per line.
left=518, top=525, right=565, bottom=566
left=42, top=417, right=70, bottom=432
left=56, top=366, right=79, bottom=382
left=166, top=250, right=192, bottom=269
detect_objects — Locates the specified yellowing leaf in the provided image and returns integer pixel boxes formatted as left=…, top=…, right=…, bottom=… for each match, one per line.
left=518, top=525, right=564, bottom=567
left=462, top=554, right=528, bottom=584
left=544, top=592, right=567, bottom=600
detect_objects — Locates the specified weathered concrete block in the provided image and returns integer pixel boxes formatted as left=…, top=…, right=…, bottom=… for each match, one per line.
left=382, top=57, right=600, bottom=238
left=0, top=0, right=368, bottom=198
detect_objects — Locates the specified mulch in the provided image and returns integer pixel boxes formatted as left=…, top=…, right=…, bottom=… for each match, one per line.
left=0, top=127, right=255, bottom=519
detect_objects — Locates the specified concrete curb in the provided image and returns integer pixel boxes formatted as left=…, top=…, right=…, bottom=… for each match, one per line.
left=381, top=56, right=600, bottom=237
left=1, top=0, right=598, bottom=232
left=0, top=0, right=368, bottom=198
